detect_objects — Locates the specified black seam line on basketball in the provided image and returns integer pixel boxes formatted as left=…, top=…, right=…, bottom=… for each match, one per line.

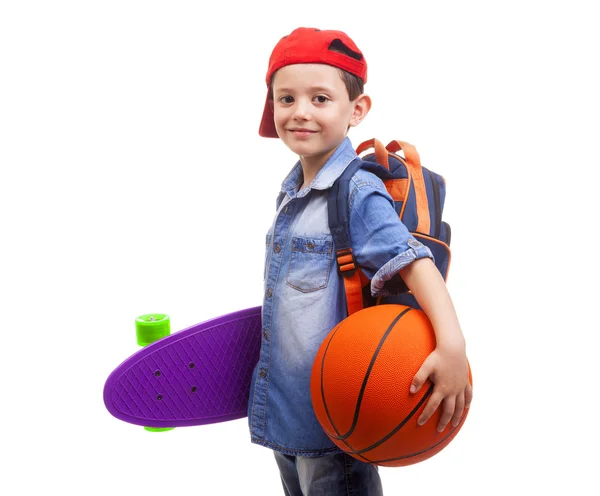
left=320, top=323, right=346, bottom=439
left=354, top=408, right=466, bottom=465
left=323, top=307, right=413, bottom=441
left=365, top=410, right=468, bottom=464
left=345, top=384, right=434, bottom=456
left=319, top=326, right=372, bottom=457
left=325, top=307, right=413, bottom=441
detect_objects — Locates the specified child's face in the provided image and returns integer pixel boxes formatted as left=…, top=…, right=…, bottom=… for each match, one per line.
left=272, top=63, right=359, bottom=165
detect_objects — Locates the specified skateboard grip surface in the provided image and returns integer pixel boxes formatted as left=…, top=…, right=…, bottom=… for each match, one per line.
left=104, top=306, right=262, bottom=428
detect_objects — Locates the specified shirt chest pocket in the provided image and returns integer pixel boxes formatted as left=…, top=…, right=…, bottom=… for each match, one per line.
left=286, top=236, right=333, bottom=293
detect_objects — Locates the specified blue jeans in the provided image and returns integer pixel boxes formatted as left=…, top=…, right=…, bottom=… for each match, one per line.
left=274, top=451, right=383, bottom=495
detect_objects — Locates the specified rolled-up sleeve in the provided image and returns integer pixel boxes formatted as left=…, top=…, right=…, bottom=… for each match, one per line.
left=348, top=175, right=434, bottom=297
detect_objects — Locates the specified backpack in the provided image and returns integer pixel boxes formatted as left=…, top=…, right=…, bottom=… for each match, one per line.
left=327, top=138, right=451, bottom=316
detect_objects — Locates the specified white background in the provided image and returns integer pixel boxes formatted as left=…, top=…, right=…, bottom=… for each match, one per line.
left=1, top=1, right=598, bottom=494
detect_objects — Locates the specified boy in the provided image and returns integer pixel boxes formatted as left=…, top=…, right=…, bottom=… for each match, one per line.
left=248, top=27, right=472, bottom=495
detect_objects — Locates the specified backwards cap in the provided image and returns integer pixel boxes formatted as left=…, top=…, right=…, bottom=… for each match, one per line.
left=258, top=27, right=367, bottom=138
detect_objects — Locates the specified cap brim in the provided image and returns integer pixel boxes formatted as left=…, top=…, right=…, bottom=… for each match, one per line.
left=258, top=91, right=279, bottom=138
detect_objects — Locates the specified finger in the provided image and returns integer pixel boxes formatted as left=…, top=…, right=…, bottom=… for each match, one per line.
left=437, top=395, right=456, bottom=432
left=465, top=383, right=473, bottom=409
left=417, top=391, right=443, bottom=426
left=411, top=356, right=434, bottom=394
left=451, top=392, right=465, bottom=427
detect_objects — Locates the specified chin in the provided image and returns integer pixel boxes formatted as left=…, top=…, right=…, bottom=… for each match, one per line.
left=291, top=145, right=326, bottom=158
left=281, top=139, right=316, bottom=155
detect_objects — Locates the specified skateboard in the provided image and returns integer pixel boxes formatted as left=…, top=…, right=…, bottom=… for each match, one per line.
left=103, top=306, right=262, bottom=431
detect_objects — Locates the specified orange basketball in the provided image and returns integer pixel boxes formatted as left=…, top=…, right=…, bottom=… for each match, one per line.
left=310, top=304, right=472, bottom=467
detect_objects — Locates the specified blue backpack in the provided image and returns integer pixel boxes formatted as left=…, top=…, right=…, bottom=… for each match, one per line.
left=327, top=138, right=451, bottom=315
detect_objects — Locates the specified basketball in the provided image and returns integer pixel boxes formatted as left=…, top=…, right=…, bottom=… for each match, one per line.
left=310, top=304, right=472, bottom=467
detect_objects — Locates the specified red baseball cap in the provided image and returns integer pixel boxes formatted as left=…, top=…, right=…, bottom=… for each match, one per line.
left=258, top=27, right=368, bottom=138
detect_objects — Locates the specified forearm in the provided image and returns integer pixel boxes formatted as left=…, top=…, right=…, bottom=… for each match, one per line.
left=399, top=257, right=466, bottom=352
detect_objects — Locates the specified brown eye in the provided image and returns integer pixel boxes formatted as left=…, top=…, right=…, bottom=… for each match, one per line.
left=315, top=95, right=329, bottom=103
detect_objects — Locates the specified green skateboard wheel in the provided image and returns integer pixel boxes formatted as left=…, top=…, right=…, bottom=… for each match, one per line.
left=135, top=314, right=170, bottom=347
left=135, top=313, right=174, bottom=431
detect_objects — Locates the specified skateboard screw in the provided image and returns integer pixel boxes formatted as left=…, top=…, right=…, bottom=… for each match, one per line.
left=157, top=394, right=163, bottom=401
left=155, top=371, right=161, bottom=377
left=189, top=362, right=195, bottom=369
left=191, top=386, right=197, bottom=393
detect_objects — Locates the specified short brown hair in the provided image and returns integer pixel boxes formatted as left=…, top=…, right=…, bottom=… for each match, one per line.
left=337, top=68, right=364, bottom=101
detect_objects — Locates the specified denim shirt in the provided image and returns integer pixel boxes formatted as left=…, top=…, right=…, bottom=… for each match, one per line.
left=247, top=137, right=434, bottom=457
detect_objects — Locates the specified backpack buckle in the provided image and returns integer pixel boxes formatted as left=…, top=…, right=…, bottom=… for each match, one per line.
left=336, top=248, right=358, bottom=277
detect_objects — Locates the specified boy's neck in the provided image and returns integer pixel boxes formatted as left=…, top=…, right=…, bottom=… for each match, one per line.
left=298, top=146, right=339, bottom=190
left=299, top=160, right=323, bottom=191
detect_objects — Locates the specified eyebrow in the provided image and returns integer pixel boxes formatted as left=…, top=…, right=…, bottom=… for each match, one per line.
left=274, top=85, right=335, bottom=94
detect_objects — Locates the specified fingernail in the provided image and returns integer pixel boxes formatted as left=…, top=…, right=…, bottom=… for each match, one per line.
left=417, top=418, right=424, bottom=425
left=410, top=385, right=416, bottom=394
left=438, top=426, right=445, bottom=432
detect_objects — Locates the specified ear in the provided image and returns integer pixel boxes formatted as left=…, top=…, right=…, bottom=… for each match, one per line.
left=349, top=94, right=372, bottom=128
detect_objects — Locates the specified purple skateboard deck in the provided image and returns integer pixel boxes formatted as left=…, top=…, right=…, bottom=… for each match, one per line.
left=104, top=306, right=262, bottom=428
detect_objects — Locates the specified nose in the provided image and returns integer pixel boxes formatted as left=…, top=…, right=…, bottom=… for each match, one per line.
left=292, top=98, right=312, bottom=121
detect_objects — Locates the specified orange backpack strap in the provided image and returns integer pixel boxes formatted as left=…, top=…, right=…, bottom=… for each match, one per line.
left=336, top=248, right=364, bottom=315
left=386, top=140, right=430, bottom=234
left=356, top=138, right=390, bottom=170
left=328, top=157, right=368, bottom=316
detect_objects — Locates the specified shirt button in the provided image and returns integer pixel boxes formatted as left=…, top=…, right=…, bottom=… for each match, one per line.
left=307, top=242, right=315, bottom=250
left=266, top=288, right=273, bottom=298
left=409, top=239, right=421, bottom=247
left=274, top=244, right=281, bottom=253
left=259, top=369, right=267, bottom=379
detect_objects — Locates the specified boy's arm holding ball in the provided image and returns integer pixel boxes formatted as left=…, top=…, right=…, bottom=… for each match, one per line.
left=347, top=180, right=472, bottom=433
left=399, top=257, right=473, bottom=432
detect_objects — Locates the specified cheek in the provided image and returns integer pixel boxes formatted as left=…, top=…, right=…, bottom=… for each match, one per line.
left=327, top=114, right=349, bottom=134
left=273, top=108, right=286, bottom=128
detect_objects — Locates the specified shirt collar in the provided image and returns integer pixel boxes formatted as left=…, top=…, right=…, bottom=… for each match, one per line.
left=280, top=137, right=358, bottom=199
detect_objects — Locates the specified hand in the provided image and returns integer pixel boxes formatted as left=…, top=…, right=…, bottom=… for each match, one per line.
left=410, top=346, right=472, bottom=432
